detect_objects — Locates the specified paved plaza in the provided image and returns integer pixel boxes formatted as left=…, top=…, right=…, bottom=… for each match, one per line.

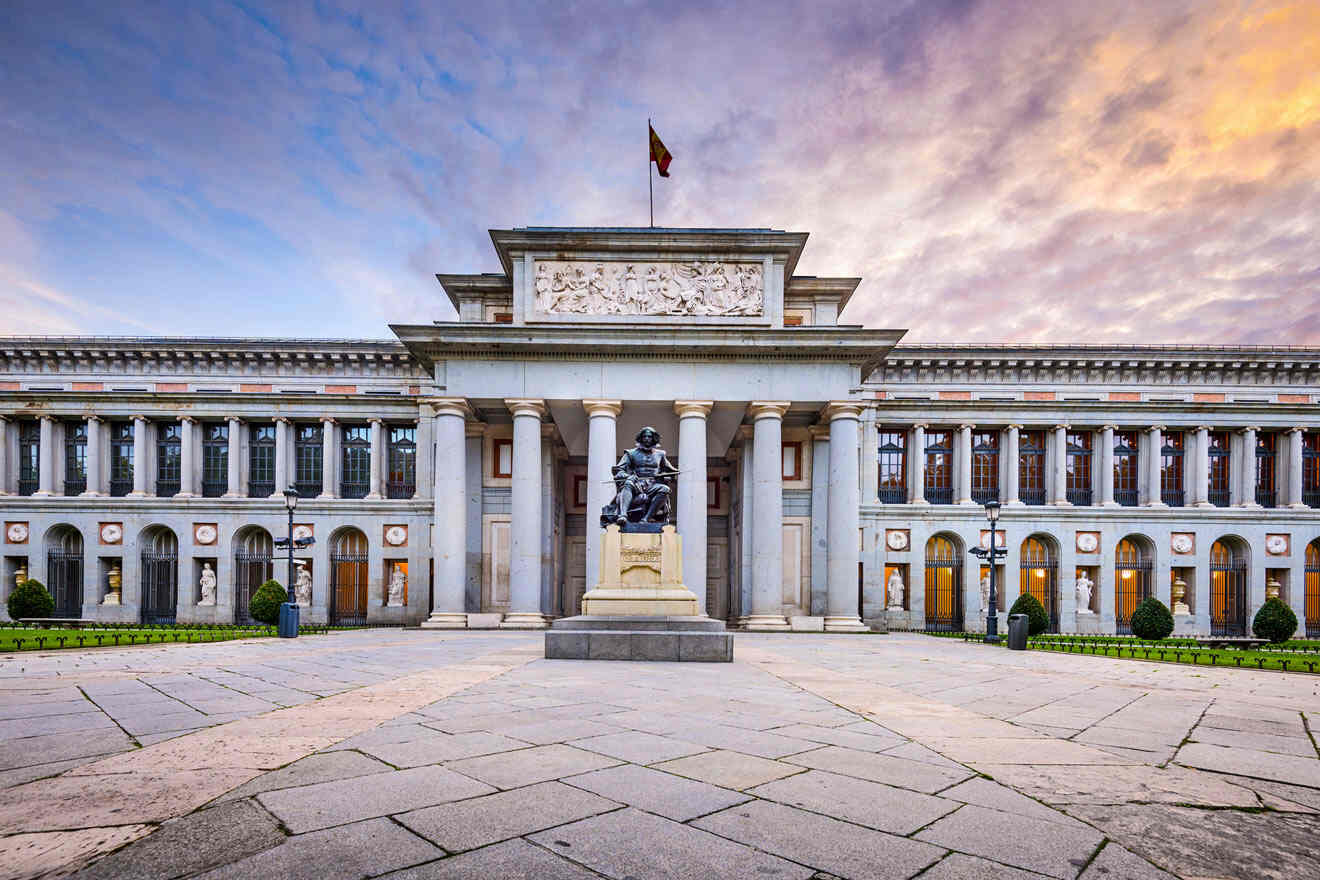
left=1, top=633, right=1318, bottom=879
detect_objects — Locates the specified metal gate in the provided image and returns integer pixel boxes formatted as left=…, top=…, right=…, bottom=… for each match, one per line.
left=330, top=552, right=369, bottom=626
left=924, top=537, right=963, bottom=631
left=1114, top=539, right=1152, bottom=635
left=1307, top=543, right=1320, bottom=639
left=234, top=550, right=272, bottom=624
left=1211, top=545, right=1247, bottom=637
left=46, top=550, right=82, bottom=618
left=1020, top=537, right=1059, bottom=633
left=140, top=551, right=178, bottom=624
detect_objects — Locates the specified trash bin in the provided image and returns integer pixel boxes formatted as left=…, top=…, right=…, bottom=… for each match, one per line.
left=1007, top=614, right=1029, bottom=651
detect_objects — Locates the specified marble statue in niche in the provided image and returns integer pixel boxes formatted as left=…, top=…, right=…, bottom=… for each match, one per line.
left=980, top=572, right=991, bottom=613
left=534, top=260, right=764, bottom=316
left=1075, top=571, right=1094, bottom=614
left=295, top=564, right=312, bottom=606
left=886, top=570, right=905, bottom=610
left=387, top=567, right=406, bottom=607
left=198, top=563, right=217, bottom=606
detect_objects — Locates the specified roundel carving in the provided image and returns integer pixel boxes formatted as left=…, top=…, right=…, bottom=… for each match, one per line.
left=1265, top=534, right=1289, bottom=555
left=100, top=523, right=123, bottom=544
left=6, top=522, right=28, bottom=543
left=1075, top=532, right=1099, bottom=553
left=385, top=525, right=408, bottom=546
left=292, top=525, right=314, bottom=542
left=194, top=524, right=218, bottom=545
left=1171, top=534, right=1194, bottom=554
left=885, top=530, right=909, bottom=551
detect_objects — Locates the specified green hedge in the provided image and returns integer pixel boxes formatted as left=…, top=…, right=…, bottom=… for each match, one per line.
left=1008, top=593, right=1049, bottom=636
left=1253, top=598, right=1298, bottom=644
left=7, top=579, right=54, bottom=620
left=249, top=580, right=288, bottom=625
left=1130, top=596, right=1174, bottom=641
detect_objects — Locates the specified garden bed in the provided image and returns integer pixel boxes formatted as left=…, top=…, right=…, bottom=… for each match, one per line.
left=0, top=622, right=331, bottom=652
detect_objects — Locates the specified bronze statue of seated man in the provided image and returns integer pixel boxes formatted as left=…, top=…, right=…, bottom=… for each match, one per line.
left=601, top=426, right=680, bottom=529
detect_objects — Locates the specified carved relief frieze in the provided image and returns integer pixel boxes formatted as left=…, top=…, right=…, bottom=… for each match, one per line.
left=533, top=260, right=763, bottom=317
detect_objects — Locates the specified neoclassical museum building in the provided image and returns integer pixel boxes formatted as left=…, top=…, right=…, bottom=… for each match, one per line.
left=1, top=226, right=1317, bottom=638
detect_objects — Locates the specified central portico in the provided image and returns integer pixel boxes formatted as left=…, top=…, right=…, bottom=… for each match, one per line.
left=393, top=227, right=903, bottom=632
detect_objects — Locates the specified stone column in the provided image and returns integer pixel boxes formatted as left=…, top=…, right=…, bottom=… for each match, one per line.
left=424, top=399, right=469, bottom=628
left=1003, top=425, right=1022, bottom=506
left=910, top=424, right=928, bottom=504
left=824, top=403, right=867, bottom=632
left=177, top=416, right=196, bottom=497
left=130, top=416, right=149, bottom=496
left=1193, top=425, right=1212, bottom=507
left=1240, top=426, right=1259, bottom=507
left=502, top=399, right=548, bottom=628
left=1147, top=425, right=1166, bottom=507
left=860, top=406, right=879, bottom=505
left=746, top=401, right=790, bottom=631
left=1052, top=424, right=1070, bottom=505
left=808, top=424, right=830, bottom=615
left=83, top=415, right=103, bottom=496
left=224, top=417, right=242, bottom=497
left=35, top=415, right=54, bottom=496
left=272, top=417, right=290, bottom=497
left=1099, top=424, right=1118, bottom=507
left=319, top=418, right=336, bottom=498
left=1288, top=427, right=1306, bottom=509
left=675, top=401, right=713, bottom=615
left=0, top=416, right=9, bottom=495
left=737, top=427, right=754, bottom=623
left=956, top=424, right=975, bottom=505
left=366, top=417, right=384, bottom=499
left=583, top=400, right=622, bottom=594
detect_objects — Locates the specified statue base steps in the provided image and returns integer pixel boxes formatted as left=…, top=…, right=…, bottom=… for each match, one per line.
left=545, top=616, right=732, bottom=662
left=420, top=612, right=467, bottom=629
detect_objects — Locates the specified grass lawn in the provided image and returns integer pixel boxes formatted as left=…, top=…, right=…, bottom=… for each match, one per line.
left=0, top=625, right=318, bottom=652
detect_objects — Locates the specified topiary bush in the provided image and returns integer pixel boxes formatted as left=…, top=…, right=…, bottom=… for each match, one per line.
left=248, top=579, right=288, bottom=625
left=1253, top=597, right=1298, bottom=644
left=1008, top=592, right=1050, bottom=636
left=1130, top=596, right=1174, bottom=641
left=7, top=578, right=55, bottom=620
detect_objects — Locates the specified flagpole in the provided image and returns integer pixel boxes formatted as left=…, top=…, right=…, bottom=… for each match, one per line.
left=647, top=117, right=654, bottom=227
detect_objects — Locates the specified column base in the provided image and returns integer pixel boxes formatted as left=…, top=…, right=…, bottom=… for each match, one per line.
left=32, top=491, right=53, bottom=497
left=1052, top=500, right=1073, bottom=507
left=1288, top=502, right=1310, bottom=510
left=174, top=492, right=196, bottom=499
left=957, top=498, right=977, bottom=506
left=127, top=491, right=148, bottom=498
left=79, top=491, right=105, bottom=497
left=1194, top=501, right=1216, bottom=508
left=909, top=498, right=929, bottom=506
left=421, top=612, right=468, bottom=629
left=1146, top=501, right=1168, bottom=509
left=823, top=616, right=869, bottom=633
left=499, top=612, right=549, bottom=629
left=1003, top=499, right=1025, bottom=507
left=317, top=492, right=336, bottom=500
left=365, top=492, right=383, bottom=500
left=221, top=492, right=243, bottom=499
left=1101, top=501, right=1122, bottom=508
left=1239, top=502, right=1262, bottom=510
left=743, top=614, right=790, bottom=632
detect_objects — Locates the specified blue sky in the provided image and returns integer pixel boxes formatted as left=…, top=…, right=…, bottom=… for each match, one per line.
left=2, top=0, right=1317, bottom=342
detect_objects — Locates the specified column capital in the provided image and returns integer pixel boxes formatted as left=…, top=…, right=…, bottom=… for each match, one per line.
left=912, top=422, right=929, bottom=430
left=504, top=398, right=547, bottom=419
left=1054, top=423, right=1070, bottom=431
left=1240, top=425, right=1260, bottom=434
left=1150, top=424, right=1166, bottom=432
left=320, top=415, right=336, bottom=425
left=179, top=415, right=196, bottom=425
left=1196, top=424, right=1213, bottom=433
left=959, top=422, right=975, bottom=431
left=421, top=397, right=472, bottom=420
left=367, top=416, right=384, bottom=426
left=748, top=401, right=790, bottom=420
left=738, top=424, right=754, bottom=440
left=84, top=413, right=102, bottom=423
left=673, top=400, right=714, bottom=419
left=821, top=401, right=863, bottom=422
left=540, top=423, right=557, bottom=439
left=1005, top=423, right=1022, bottom=431
left=226, top=415, right=243, bottom=425
left=807, top=424, right=830, bottom=440
left=132, top=413, right=149, bottom=423
left=275, top=415, right=292, bottom=425
left=39, top=414, right=55, bottom=423
left=583, top=399, right=623, bottom=418
left=465, top=421, right=488, bottom=438
left=1101, top=423, right=1118, bottom=431
left=1289, top=426, right=1306, bottom=434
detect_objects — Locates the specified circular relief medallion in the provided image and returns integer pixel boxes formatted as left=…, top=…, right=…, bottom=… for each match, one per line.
left=385, top=526, right=408, bottom=546
left=194, top=524, right=217, bottom=545
left=100, top=523, right=123, bottom=544
left=885, top=531, right=908, bottom=551
left=1076, top=533, right=1099, bottom=553
left=1171, top=534, right=1194, bottom=554
left=292, top=525, right=313, bottom=542
left=1266, top=535, right=1288, bottom=555
left=6, top=523, right=28, bottom=543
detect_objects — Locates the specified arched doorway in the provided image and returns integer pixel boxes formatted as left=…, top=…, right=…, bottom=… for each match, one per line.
left=1019, top=535, right=1059, bottom=633
left=234, top=527, right=273, bottom=624
left=1114, top=537, right=1153, bottom=635
left=1210, top=538, right=1248, bottom=637
left=330, top=528, right=369, bottom=626
left=1307, top=540, right=1320, bottom=639
left=43, top=526, right=83, bottom=619
left=140, top=526, right=178, bottom=624
left=924, top=534, right=963, bottom=631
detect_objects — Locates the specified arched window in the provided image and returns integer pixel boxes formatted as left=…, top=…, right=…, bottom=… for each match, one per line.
left=235, top=527, right=273, bottom=624
left=1306, top=540, right=1320, bottom=639
left=1019, top=536, right=1059, bottom=632
left=141, top=527, right=178, bottom=624
left=923, top=535, right=963, bottom=631
left=330, top=528, right=369, bottom=626
left=1210, top=539, right=1248, bottom=637
left=43, top=526, right=83, bottom=619
left=1114, top=538, right=1152, bottom=634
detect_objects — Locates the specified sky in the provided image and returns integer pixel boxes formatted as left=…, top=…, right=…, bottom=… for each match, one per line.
left=1, top=0, right=1317, bottom=343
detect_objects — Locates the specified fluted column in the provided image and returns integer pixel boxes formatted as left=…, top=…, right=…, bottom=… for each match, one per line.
left=1147, top=425, right=1166, bottom=507
left=957, top=424, right=975, bottom=505
left=502, top=399, right=548, bottom=628
left=130, top=416, right=148, bottom=496
left=1288, top=427, right=1306, bottom=508
left=1099, top=424, right=1118, bottom=507
left=35, top=416, right=54, bottom=496
left=1052, top=424, right=1070, bottom=505
left=224, top=417, right=242, bottom=497
left=860, top=406, right=879, bottom=505
left=746, top=401, right=790, bottom=631
left=424, top=399, right=470, bottom=628
left=366, top=417, right=384, bottom=499
left=177, top=416, right=196, bottom=497
left=910, top=424, right=928, bottom=504
left=583, top=400, right=622, bottom=594
left=272, top=417, right=290, bottom=497
left=319, top=418, right=336, bottom=498
left=1193, top=425, right=1212, bottom=507
left=1240, top=426, right=1259, bottom=507
left=675, top=401, right=713, bottom=615
left=83, top=415, right=103, bottom=496
left=1004, top=425, right=1022, bottom=505
left=824, top=403, right=866, bottom=631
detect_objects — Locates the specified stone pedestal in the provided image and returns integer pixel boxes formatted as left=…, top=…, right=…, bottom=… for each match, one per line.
left=886, top=607, right=912, bottom=631
left=1173, top=613, right=1197, bottom=637
left=580, top=525, right=701, bottom=616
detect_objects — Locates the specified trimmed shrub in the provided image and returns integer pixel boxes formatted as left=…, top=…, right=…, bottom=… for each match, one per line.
left=1130, top=596, right=1175, bottom=641
left=7, top=578, right=55, bottom=620
left=1253, top=597, right=1298, bottom=644
left=249, top=579, right=288, bottom=625
left=1008, top=592, right=1050, bottom=636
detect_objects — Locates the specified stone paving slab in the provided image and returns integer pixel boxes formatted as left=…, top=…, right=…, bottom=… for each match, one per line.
left=976, top=762, right=1262, bottom=807
left=749, top=769, right=958, bottom=835
left=443, top=743, right=621, bottom=790
left=784, top=744, right=972, bottom=792
left=565, top=763, right=750, bottom=821
left=1175, top=741, right=1320, bottom=787
left=377, top=838, right=605, bottom=879
left=214, top=750, right=394, bottom=803
left=195, top=816, right=442, bottom=879
left=916, top=803, right=1105, bottom=878
left=1187, top=724, right=1317, bottom=757
left=918, top=852, right=1050, bottom=879
left=359, top=730, right=533, bottom=768
left=569, top=730, right=709, bottom=764
left=651, top=748, right=806, bottom=790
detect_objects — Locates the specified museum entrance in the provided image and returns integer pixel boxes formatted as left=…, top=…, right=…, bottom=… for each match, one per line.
left=330, top=528, right=369, bottom=626
left=140, top=527, right=178, bottom=624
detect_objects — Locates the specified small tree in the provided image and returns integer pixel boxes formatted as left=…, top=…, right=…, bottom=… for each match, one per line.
left=249, top=579, right=287, bottom=625
left=1253, top=597, right=1298, bottom=644
left=7, top=578, right=55, bottom=620
left=1008, top=592, right=1050, bottom=636
left=1130, top=596, right=1174, bottom=641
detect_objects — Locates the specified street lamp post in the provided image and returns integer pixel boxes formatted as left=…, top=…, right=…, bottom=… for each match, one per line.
left=274, top=485, right=315, bottom=638
left=969, top=500, right=1004, bottom=644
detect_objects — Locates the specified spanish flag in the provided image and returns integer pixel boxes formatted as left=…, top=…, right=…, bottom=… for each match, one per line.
left=649, top=123, right=672, bottom=177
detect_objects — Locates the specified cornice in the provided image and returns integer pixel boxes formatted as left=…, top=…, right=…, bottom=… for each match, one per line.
left=785, top=276, right=863, bottom=310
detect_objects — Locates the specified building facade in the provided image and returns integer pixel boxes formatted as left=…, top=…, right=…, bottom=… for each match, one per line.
left=1, top=226, right=1317, bottom=637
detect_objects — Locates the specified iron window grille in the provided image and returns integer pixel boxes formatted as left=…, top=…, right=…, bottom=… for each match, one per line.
left=64, top=421, right=87, bottom=496
left=201, top=423, right=228, bottom=497
left=1065, top=431, right=1092, bottom=506
left=1113, top=431, right=1138, bottom=507
left=924, top=430, right=954, bottom=505
left=1019, top=430, right=1046, bottom=505
left=249, top=424, right=276, bottom=498
left=340, top=425, right=371, bottom=499
left=1255, top=433, right=1277, bottom=508
left=386, top=425, right=416, bottom=498
left=294, top=424, right=323, bottom=498
left=1160, top=432, right=1185, bottom=507
left=1020, top=537, right=1060, bottom=633
left=1207, top=431, right=1230, bottom=506
left=923, top=536, right=963, bottom=632
left=1305, top=434, right=1320, bottom=509
left=1114, top=539, right=1152, bottom=635
left=1210, top=541, right=1247, bottom=637
left=876, top=430, right=907, bottom=504
left=234, top=529, right=273, bottom=624
left=140, top=530, right=179, bottom=625
left=970, top=431, right=999, bottom=505
left=46, top=534, right=83, bottom=618
left=156, top=423, right=181, bottom=497
left=18, top=421, right=39, bottom=496
left=1306, top=541, right=1320, bottom=639
left=110, top=422, right=134, bottom=496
